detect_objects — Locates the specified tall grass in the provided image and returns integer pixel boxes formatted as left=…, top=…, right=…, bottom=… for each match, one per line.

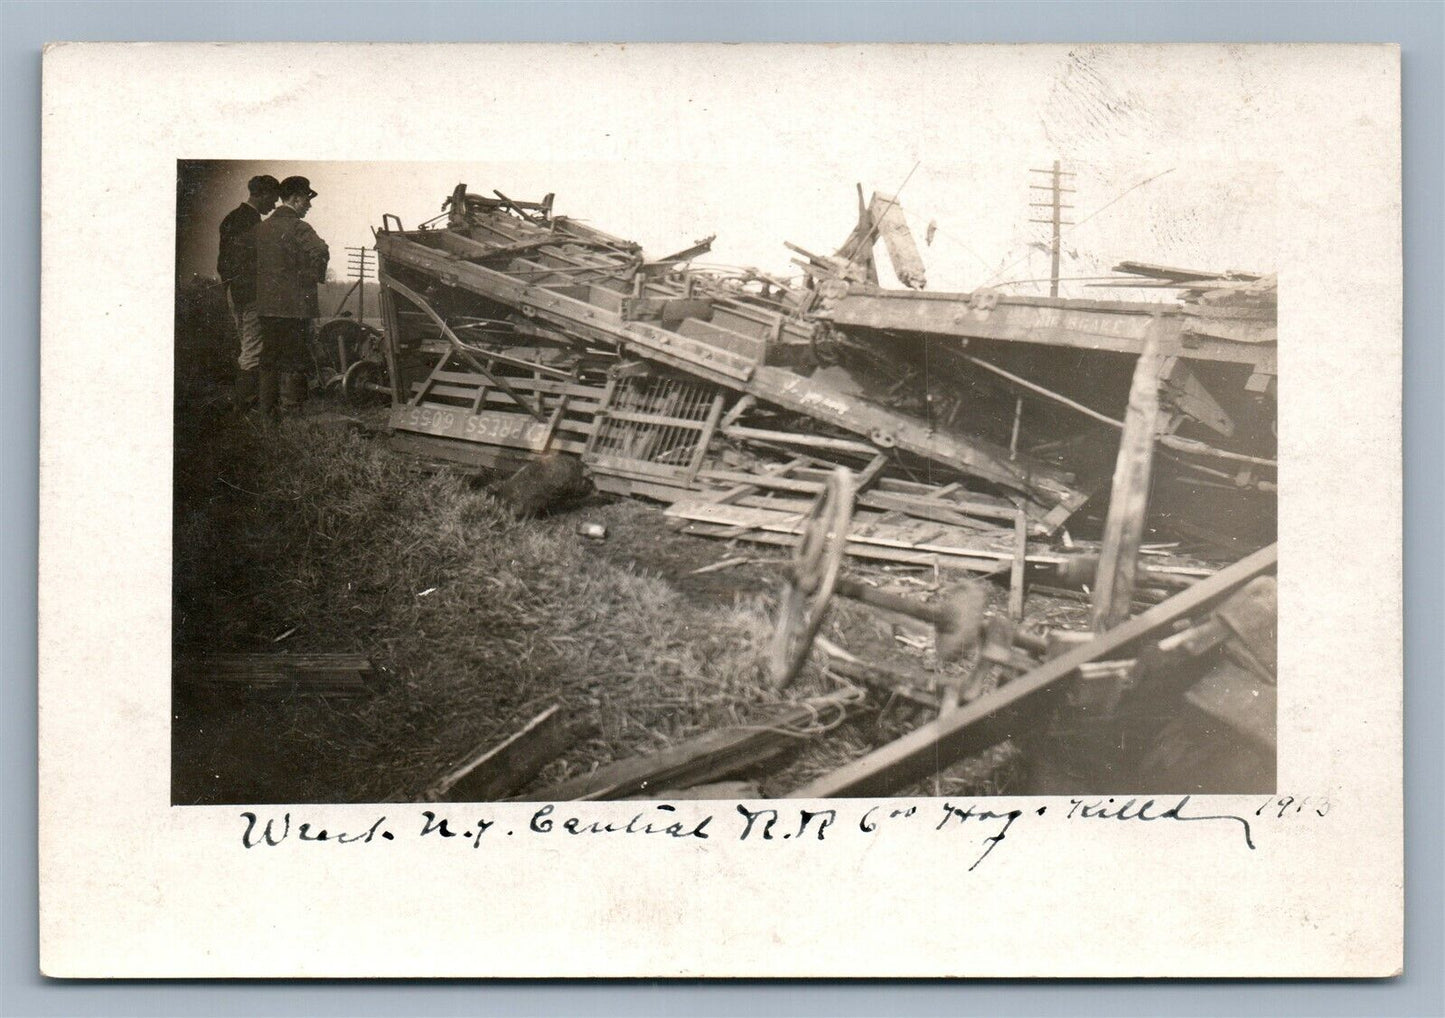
left=174, top=412, right=804, bottom=802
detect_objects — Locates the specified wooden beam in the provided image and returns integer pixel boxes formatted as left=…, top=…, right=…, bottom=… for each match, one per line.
left=1091, top=321, right=1163, bottom=631
left=785, top=543, right=1277, bottom=798
left=1009, top=509, right=1028, bottom=620
left=427, top=705, right=591, bottom=803
left=521, top=693, right=855, bottom=801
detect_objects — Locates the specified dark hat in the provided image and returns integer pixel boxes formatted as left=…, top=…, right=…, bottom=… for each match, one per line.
left=278, top=175, right=317, bottom=199
left=247, top=174, right=280, bottom=197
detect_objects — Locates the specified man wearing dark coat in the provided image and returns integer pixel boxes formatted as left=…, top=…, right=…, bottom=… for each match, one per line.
left=253, top=175, right=329, bottom=421
left=216, top=174, right=279, bottom=411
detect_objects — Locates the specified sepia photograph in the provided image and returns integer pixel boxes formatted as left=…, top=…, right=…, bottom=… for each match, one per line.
left=40, top=42, right=1402, bottom=979
left=172, top=154, right=1278, bottom=805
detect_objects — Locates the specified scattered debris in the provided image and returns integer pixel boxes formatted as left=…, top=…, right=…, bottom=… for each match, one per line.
left=359, top=182, right=1276, bottom=796
left=689, top=555, right=753, bottom=575
left=176, top=180, right=1280, bottom=801
left=787, top=543, right=1277, bottom=797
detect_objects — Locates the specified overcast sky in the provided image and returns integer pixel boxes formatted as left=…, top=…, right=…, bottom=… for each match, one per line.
left=175, top=45, right=1280, bottom=302
left=178, top=157, right=1276, bottom=300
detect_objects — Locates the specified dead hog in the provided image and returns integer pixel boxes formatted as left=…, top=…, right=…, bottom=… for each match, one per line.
left=494, top=453, right=595, bottom=518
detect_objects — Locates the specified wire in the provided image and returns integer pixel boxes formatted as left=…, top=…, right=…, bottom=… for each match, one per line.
left=838, top=161, right=922, bottom=266
left=1071, top=167, right=1176, bottom=233
left=981, top=167, right=1177, bottom=290
left=901, top=209, right=997, bottom=281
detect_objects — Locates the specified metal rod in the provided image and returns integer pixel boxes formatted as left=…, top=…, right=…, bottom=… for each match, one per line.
left=965, top=354, right=1124, bottom=429
left=380, top=273, right=546, bottom=422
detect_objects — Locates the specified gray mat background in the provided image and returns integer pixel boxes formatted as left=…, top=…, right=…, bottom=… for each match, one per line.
left=3, top=2, right=1439, bottom=1015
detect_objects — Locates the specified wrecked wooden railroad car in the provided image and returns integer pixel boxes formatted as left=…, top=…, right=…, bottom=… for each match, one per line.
left=363, top=184, right=1277, bottom=798
left=372, top=185, right=1275, bottom=562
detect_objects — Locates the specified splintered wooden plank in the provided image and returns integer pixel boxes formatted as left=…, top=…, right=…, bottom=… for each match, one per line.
left=857, top=491, right=1004, bottom=532
left=677, top=522, right=1007, bottom=573
left=427, top=705, right=597, bottom=803
left=665, top=501, right=1062, bottom=568
left=518, top=693, right=856, bottom=801
left=1009, top=509, right=1028, bottom=620
left=869, top=191, right=927, bottom=288
left=1091, top=323, right=1163, bottom=631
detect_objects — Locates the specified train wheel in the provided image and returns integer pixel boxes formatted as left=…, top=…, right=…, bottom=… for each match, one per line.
left=768, top=467, right=854, bottom=687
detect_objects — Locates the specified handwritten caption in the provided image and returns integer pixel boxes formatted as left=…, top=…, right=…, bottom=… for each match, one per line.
left=239, top=794, right=1329, bottom=871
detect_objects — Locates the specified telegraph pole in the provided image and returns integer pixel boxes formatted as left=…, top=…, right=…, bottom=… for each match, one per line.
left=1029, top=161, right=1075, bottom=297
left=346, top=246, right=375, bottom=323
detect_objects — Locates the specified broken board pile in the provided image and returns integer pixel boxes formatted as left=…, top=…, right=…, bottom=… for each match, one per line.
left=374, top=185, right=1275, bottom=570
left=367, top=186, right=1278, bottom=799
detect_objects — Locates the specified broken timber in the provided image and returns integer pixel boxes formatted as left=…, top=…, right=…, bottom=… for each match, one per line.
left=425, top=704, right=594, bottom=802
left=1091, top=322, right=1164, bottom=631
left=786, top=543, right=1277, bottom=798
left=821, top=288, right=1277, bottom=371
left=374, top=184, right=1274, bottom=547
left=518, top=692, right=856, bottom=801
left=374, top=188, right=1086, bottom=528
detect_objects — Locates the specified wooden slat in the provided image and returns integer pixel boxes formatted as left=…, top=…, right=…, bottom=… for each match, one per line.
left=411, top=381, right=484, bottom=402
left=587, top=454, right=691, bottom=481
left=666, top=501, right=1059, bottom=566
left=589, top=474, right=699, bottom=502
left=697, top=470, right=827, bottom=495
left=857, top=491, right=1003, bottom=532
left=429, top=370, right=607, bottom=400
left=686, top=391, right=727, bottom=484
left=600, top=407, right=711, bottom=431
left=678, top=521, right=1006, bottom=573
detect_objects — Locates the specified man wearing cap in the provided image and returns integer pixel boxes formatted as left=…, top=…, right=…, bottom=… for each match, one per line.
left=216, top=174, right=279, bottom=412
left=254, top=175, right=329, bottom=422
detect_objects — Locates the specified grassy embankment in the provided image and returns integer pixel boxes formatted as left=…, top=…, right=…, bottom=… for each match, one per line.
left=172, top=399, right=1026, bottom=803
left=172, top=405, right=849, bottom=803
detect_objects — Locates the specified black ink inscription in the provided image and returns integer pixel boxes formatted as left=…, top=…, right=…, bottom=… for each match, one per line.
left=935, top=801, right=1023, bottom=870
left=1067, top=795, right=1255, bottom=850
left=240, top=812, right=392, bottom=848
left=529, top=803, right=711, bottom=839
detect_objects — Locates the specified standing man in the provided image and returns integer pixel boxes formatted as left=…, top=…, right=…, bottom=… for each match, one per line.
left=216, top=174, right=279, bottom=412
left=254, top=175, right=329, bottom=422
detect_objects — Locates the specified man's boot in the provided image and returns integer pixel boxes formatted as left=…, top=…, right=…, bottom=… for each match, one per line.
left=257, top=369, right=280, bottom=427
left=280, top=372, right=308, bottom=416
left=233, top=368, right=259, bottom=415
